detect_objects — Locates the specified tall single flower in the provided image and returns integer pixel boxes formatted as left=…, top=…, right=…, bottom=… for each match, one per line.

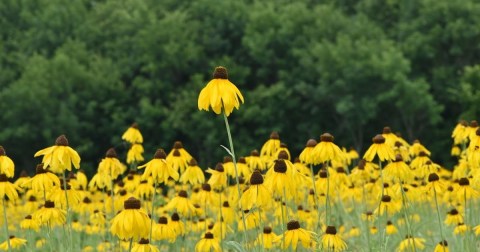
left=0, top=147, right=14, bottom=178
left=299, top=139, right=317, bottom=165
left=32, top=200, right=67, bottom=227
left=260, top=132, right=281, bottom=159
left=139, top=149, right=179, bottom=184
left=198, top=66, right=244, bottom=116
left=127, top=143, right=145, bottom=165
left=34, top=135, right=81, bottom=173
left=122, top=123, right=143, bottom=144
left=0, top=236, right=27, bottom=250
left=23, top=164, right=61, bottom=194
left=132, top=238, right=159, bottom=252
left=397, top=235, right=425, bottom=251
left=180, top=158, right=205, bottom=186
left=195, top=232, right=221, bottom=252
left=0, top=174, right=20, bottom=200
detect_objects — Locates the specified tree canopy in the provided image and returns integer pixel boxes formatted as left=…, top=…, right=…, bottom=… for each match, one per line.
left=1, top=0, right=479, bottom=174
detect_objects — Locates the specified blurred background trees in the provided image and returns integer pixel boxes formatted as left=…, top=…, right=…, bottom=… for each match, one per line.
left=1, top=0, right=479, bottom=175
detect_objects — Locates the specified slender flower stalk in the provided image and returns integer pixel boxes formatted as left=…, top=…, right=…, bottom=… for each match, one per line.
left=2, top=199, right=12, bottom=252
left=149, top=181, right=158, bottom=242
left=222, top=112, right=248, bottom=245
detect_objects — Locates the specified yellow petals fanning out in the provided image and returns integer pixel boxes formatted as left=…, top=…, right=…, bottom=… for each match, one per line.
left=122, top=123, right=143, bottom=144
left=34, top=135, right=81, bottom=173
left=198, top=66, right=244, bottom=117
left=110, top=197, right=151, bottom=240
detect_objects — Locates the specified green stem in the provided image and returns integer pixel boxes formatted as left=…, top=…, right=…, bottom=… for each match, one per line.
left=399, top=184, right=416, bottom=252
left=62, top=172, right=72, bottom=251
left=325, top=164, right=330, bottom=225
left=433, top=186, right=446, bottom=252
left=222, top=112, right=248, bottom=245
left=309, top=164, right=320, bottom=229
left=2, top=199, right=11, bottom=252
left=149, top=181, right=157, bottom=241
left=219, top=191, right=223, bottom=248
left=128, top=237, right=133, bottom=252
left=281, top=186, right=287, bottom=250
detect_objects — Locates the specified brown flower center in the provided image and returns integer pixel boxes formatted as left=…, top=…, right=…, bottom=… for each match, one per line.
left=325, top=225, right=337, bottom=235
left=287, top=220, right=300, bottom=230
left=320, top=133, right=334, bottom=142
left=154, top=149, right=167, bottom=159
left=124, top=197, right=141, bottom=209
left=55, top=135, right=69, bottom=146
left=213, top=67, right=228, bottom=79
left=274, top=160, right=287, bottom=173
left=372, top=134, right=386, bottom=144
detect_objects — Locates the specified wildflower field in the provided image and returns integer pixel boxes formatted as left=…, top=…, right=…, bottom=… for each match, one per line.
left=1, top=67, right=480, bottom=252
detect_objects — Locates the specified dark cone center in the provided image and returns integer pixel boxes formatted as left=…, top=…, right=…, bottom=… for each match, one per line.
left=277, top=150, right=289, bottom=160
left=320, top=133, right=334, bottom=142
left=139, top=238, right=149, bottom=244
left=274, top=160, right=287, bottom=173
left=394, top=154, right=403, bottom=162
left=158, top=216, right=168, bottom=224
left=179, top=190, right=188, bottom=198
left=154, top=149, right=167, bottom=159
left=287, top=220, right=300, bottom=230
left=383, top=127, right=392, bottom=134
left=124, top=197, right=141, bottom=209
left=0, top=146, right=5, bottom=156
left=215, top=163, right=224, bottom=172
left=428, top=173, right=440, bottom=182
left=213, top=67, right=228, bottom=79
left=106, top=148, right=117, bottom=158
left=372, top=134, right=386, bottom=144
left=306, top=139, right=317, bottom=147
left=251, top=150, right=259, bottom=156
left=263, top=226, right=272, bottom=234
left=0, top=174, right=7, bottom=182
left=202, top=183, right=211, bottom=192
left=270, top=131, right=279, bottom=140
left=381, top=195, right=391, bottom=202
left=45, top=201, right=55, bottom=208
left=459, top=177, right=469, bottom=186
left=55, top=135, right=69, bottom=146
left=238, top=157, right=247, bottom=164
left=250, top=171, right=264, bottom=185
left=173, top=141, right=183, bottom=149
left=325, top=225, right=337, bottom=235
left=189, top=158, right=198, bottom=166
left=204, top=232, right=214, bottom=239
left=171, top=213, right=180, bottom=221
left=173, top=149, right=181, bottom=157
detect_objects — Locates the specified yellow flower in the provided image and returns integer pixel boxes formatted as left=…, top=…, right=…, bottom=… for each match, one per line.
left=255, top=226, right=278, bottom=249
left=320, top=226, right=347, bottom=252
left=363, top=134, right=395, bottom=162
left=127, top=143, right=145, bottom=164
left=246, top=150, right=267, bottom=171
left=313, top=133, right=345, bottom=164
left=132, top=238, right=160, bottom=252
left=98, top=148, right=125, bottom=180
left=32, top=201, right=67, bottom=227
left=240, top=170, right=271, bottom=210
left=122, top=123, right=143, bottom=144
left=299, top=139, right=317, bottom=165
left=451, top=120, right=468, bottom=144
left=195, top=232, right=221, bottom=252
left=110, top=197, right=151, bottom=240
left=260, top=132, right=281, bottom=159
left=198, top=66, right=244, bottom=116
left=47, top=183, right=82, bottom=209
left=132, top=239, right=159, bottom=252
left=206, top=163, right=227, bottom=190
left=434, top=240, right=449, bottom=252
left=444, top=208, right=463, bottom=226
left=20, top=215, right=40, bottom=231
left=170, top=213, right=185, bottom=236
left=0, top=174, right=19, bottom=200
left=374, top=195, right=401, bottom=216
left=34, top=135, right=81, bottom=173
left=152, top=217, right=176, bottom=242
left=424, top=173, right=446, bottom=195
left=0, top=236, right=27, bottom=250
left=386, top=221, right=398, bottom=235
left=180, top=159, right=205, bottom=186
left=23, top=164, right=60, bottom=194
left=264, top=157, right=296, bottom=198
left=275, top=220, right=316, bottom=250
left=409, top=140, right=431, bottom=157
left=397, top=236, right=425, bottom=251
left=167, top=141, right=192, bottom=169
left=0, top=147, right=14, bottom=178
left=139, top=149, right=179, bottom=184
left=454, top=223, right=469, bottom=235
left=164, top=191, right=197, bottom=217
left=455, top=177, right=479, bottom=202
left=383, top=155, right=412, bottom=183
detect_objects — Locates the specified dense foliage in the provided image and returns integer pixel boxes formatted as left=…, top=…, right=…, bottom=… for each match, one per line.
left=1, top=0, right=480, bottom=174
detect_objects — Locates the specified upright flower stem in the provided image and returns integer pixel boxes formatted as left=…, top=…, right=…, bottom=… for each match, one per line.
left=309, top=164, right=320, bottom=229
left=149, top=181, right=158, bottom=242
left=222, top=112, right=248, bottom=245
left=2, top=199, right=12, bottom=252
left=399, top=184, right=416, bottom=252
left=281, top=186, right=287, bottom=249
left=433, top=187, right=446, bottom=252
left=62, top=171, right=73, bottom=251
left=324, top=163, right=330, bottom=225
left=128, top=237, right=133, bottom=252
left=219, top=191, right=223, bottom=248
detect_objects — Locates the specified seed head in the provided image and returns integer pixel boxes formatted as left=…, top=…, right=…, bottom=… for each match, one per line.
left=325, top=226, right=337, bottom=235
left=250, top=170, right=264, bottom=185
left=306, top=139, right=317, bottom=147
left=428, top=173, right=440, bottom=182
left=124, top=197, right=141, bottom=209
left=213, top=67, right=228, bottom=79
left=287, top=220, right=300, bottom=230
left=320, top=133, right=334, bottom=142
left=274, top=160, right=287, bottom=173
left=105, top=148, right=117, bottom=158
left=55, top=135, right=69, bottom=146
left=372, top=135, right=386, bottom=144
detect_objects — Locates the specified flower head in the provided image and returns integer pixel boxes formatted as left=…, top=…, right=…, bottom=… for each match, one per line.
left=198, top=66, right=244, bottom=116
left=195, top=232, right=221, bottom=252
left=363, top=134, right=395, bottom=162
left=139, top=149, right=179, bottom=184
left=0, top=236, right=27, bottom=250
left=110, top=197, right=151, bottom=240
left=320, top=225, right=347, bottom=252
left=0, top=146, right=14, bottom=178
left=34, top=135, right=81, bottom=173
left=122, top=123, right=143, bottom=144
left=275, top=220, right=316, bottom=250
